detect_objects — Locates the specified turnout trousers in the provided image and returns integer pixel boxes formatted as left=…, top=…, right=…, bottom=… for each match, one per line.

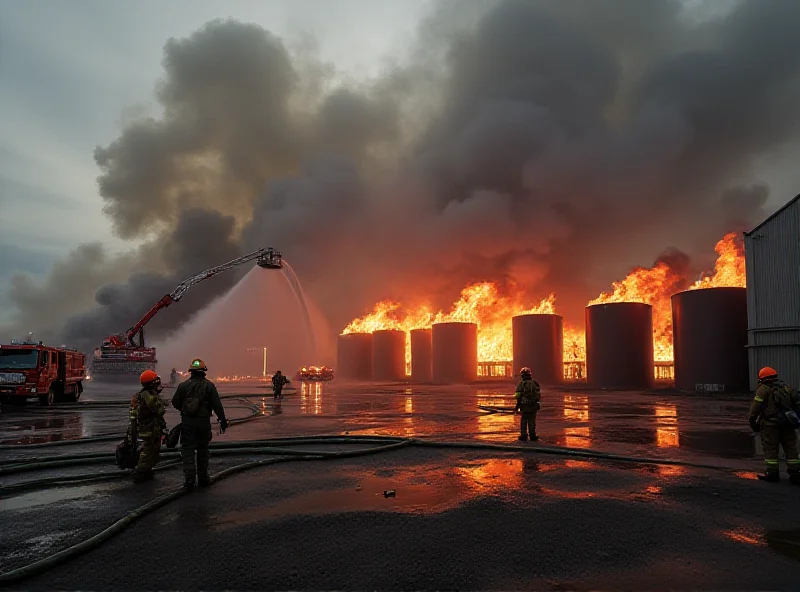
left=520, top=411, right=537, bottom=439
left=761, top=424, right=800, bottom=476
left=181, top=422, right=212, bottom=483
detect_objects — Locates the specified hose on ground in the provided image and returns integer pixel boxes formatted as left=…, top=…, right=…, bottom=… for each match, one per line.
left=0, top=440, right=409, bottom=587
left=0, top=437, right=409, bottom=477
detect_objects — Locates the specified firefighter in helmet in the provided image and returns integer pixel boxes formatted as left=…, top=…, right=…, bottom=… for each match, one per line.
left=513, top=367, right=541, bottom=441
left=130, top=369, right=168, bottom=483
left=749, top=366, right=800, bottom=484
left=172, top=358, right=228, bottom=489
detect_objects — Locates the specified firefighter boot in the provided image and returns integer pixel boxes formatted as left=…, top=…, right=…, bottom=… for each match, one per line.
left=757, top=472, right=780, bottom=483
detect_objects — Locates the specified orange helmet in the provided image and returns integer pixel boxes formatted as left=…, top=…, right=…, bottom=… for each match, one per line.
left=140, top=369, right=160, bottom=385
left=758, top=367, right=778, bottom=381
left=189, top=358, right=208, bottom=372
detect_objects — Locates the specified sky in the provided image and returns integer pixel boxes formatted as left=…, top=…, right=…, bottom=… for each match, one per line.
left=0, top=0, right=429, bottom=287
left=2, top=0, right=800, bottom=340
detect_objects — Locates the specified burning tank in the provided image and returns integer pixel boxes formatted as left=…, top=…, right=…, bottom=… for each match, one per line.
left=672, top=287, right=748, bottom=392
left=371, top=329, right=406, bottom=381
left=512, top=314, right=564, bottom=384
left=336, top=333, right=372, bottom=380
left=586, top=303, right=654, bottom=390
left=432, top=322, right=478, bottom=383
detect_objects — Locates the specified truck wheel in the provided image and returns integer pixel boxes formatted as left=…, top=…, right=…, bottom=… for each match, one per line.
left=39, top=387, right=55, bottom=406
left=64, top=382, right=82, bottom=403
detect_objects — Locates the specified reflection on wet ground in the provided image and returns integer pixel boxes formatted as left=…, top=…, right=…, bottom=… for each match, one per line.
left=0, top=379, right=763, bottom=469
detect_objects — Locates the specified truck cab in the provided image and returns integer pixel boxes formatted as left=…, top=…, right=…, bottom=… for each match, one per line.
left=0, top=341, right=86, bottom=406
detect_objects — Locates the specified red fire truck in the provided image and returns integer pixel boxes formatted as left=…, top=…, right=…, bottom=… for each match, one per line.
left=0, top=339, right=86, bottom=406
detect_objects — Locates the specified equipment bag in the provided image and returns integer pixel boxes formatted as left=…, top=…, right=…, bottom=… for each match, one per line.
left=115, top=439, right=140, bottom=470
left=166, top=424, right=182, bottom=449
left=772, top=385, right=800, bottom=428
left=182, top=381, right=205, bottom=416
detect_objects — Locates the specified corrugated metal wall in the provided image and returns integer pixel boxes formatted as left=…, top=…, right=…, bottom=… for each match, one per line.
left=745, top=196, right=800, bottom=391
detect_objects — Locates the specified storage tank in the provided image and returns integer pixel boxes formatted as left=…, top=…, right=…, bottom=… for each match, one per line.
left=371, top=329, right=406, bottom=381
left=672, top=287, right=748, bottom=392
left=410, top=329, right=432, bottom=382
left=512, top=314, right=564, bottom=384
left=336, top=333, right=373, bottom=380
left=586, top=303, right=654, bottom=389
left=432, top=322, right=478, bottom=383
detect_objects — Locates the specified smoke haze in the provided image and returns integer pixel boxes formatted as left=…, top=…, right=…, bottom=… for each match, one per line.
left=2, top=0, right=798, bottom=362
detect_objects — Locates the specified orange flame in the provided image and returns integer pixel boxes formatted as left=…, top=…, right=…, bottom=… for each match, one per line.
left=587, top=232, right=746, bottom=361
left=587, top=260, right=686, bottom=361
left=342, top=283, right=557, bottom=370
left=689, top=232, right=746, bottom=290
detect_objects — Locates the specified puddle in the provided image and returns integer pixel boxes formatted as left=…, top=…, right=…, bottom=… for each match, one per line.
left=213, top=475, right=467, bottom=529
left=0, top=485, right=98, bottom=511
left=765, top=529, right=800, bottom=561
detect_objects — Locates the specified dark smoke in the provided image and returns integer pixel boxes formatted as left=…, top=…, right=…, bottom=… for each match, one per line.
left=4, top=0, right=800, bottom=353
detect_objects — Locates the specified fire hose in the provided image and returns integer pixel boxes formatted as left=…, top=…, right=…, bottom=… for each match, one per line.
left=0, top=431, right=745, bottom=587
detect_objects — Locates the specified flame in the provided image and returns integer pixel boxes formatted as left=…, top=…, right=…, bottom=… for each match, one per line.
left=587, top=232, right=746, bottom=361
left=563, top=325, right=586, bottom=362
left=689, top=232, right=746, bottom=290
left=342, top=283, right=556, bottom=369
left=587, top=260, right=686, bottom=361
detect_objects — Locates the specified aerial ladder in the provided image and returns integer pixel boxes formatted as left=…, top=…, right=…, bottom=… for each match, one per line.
left=90, top=248, right=282, bottom=377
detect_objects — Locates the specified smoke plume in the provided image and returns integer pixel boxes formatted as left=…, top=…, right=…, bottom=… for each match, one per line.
left=4, top=0, right=800, bottom=358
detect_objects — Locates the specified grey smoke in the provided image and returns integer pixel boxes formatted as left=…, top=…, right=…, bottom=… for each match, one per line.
left=5, top=0, right=800, bottom=353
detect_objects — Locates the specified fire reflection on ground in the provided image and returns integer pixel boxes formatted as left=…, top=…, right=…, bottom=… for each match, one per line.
left=723, top=529, right=764, bottom=546
left=655, top=404, right=679, bottom=448
left=455, top=459, right=524, bottom=492
left=563, top=395, right=591, bottom=448
left=0, top=414, right=84, bottom=445
left=300, top=381, right=324, bottom=415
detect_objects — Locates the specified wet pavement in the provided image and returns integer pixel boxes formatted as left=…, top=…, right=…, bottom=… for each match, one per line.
left=1, top=379, right=799, bottom=590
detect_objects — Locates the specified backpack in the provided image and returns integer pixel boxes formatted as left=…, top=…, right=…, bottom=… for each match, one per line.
left=518, top=380, right=541, bottom=409
left=771, top=384, right=800, bottom=428
left=115, top=438, right=140, bottom=470
left=181, top=380, right=205, bottom=416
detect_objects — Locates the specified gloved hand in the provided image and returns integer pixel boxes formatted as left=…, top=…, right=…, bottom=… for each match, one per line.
left=749, top=416, right=761, bottom=432
left=219, top=418, right=229, bottom=434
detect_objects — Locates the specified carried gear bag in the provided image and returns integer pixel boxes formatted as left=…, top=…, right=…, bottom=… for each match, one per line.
left=166, top=424, right=182, bottom=449
left=115, top=437, right=140, bottom=470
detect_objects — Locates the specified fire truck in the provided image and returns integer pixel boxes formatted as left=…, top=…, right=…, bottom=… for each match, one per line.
left=0, top=339, right=86, bottom=406
left=90, top=247, right=283, bottom=379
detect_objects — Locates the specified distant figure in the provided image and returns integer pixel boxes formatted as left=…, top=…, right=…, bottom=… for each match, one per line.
left=172, top=358, right=228, bottom=489
left=513, top=367, right=541, bottom=442
left=272, top=370, right=290, bottom=400
left=749, top=366, right=800, bottom=484
left=169, top=368, right=178, bottom=388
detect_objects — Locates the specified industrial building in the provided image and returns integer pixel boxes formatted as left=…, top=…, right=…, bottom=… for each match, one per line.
left=744, top=193, right=800, bottom=391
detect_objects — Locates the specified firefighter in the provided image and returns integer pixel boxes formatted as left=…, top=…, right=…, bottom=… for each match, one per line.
left=272, top=370, right=290, bottom=400
left=513, top=367, right=541, bottom=441
left=171, top=358, right=228, bottom=489
left=130, top=370, right=168, bottom=483
left=749, top=366, right=800, bottom=484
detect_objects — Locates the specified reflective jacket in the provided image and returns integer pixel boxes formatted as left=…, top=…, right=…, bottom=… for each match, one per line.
left=130, top=387, right=167, bottom=438
left=749, top=380, right=800, bottom=426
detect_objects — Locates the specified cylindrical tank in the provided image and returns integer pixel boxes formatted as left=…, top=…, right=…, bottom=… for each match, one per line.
left=432, top=322, right=478, bottom=383
left=672, top=287, right=748, bottom=392
left=512, top=314, right=564, bottom=384
left=371, top=329, right=406, bottom=381
left=410, top=329, right=432, bottom=382
left=586, top=303, right=654, bottom=389
left=336, top=333, right=373, bottom=380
